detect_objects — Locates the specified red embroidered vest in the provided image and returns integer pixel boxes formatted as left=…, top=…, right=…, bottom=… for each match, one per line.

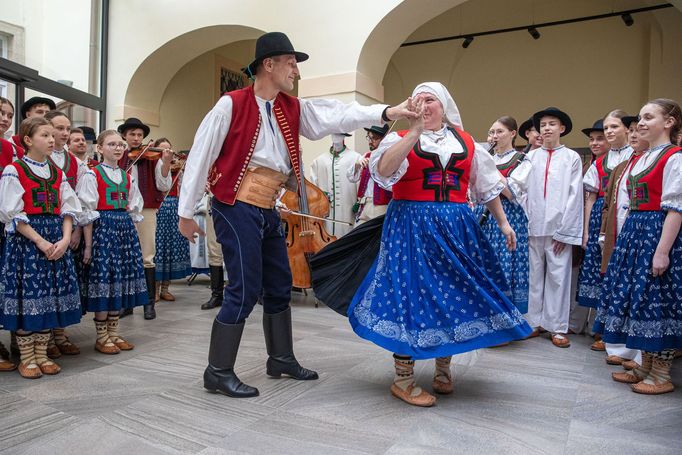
left=496, top=152, right=525, bottom=178
left=594, top=154, right=613, bottom=198
left=93, top=165, right=130, bottom=210
left=208, top=85, right=303, bottom=205
left=391, top=128, right=475, bottom=202
left=626, top=145, right=681, bottom=211
left=49, top=152, right=79, bottom=190
left=118, top=155, right=164, bottom=209
left=357, top=152, right=392, bottom=206
left=11, top=159, right=62, bottom=215
left=1, top=138, right=24, bottom=172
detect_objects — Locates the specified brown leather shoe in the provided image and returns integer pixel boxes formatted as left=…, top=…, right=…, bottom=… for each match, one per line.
left=47, top=344, right=62, bottom=359
left=95, top=340, right=121, bottom=355
left=18, top=362, right=42, bottom=379
left=612, top=371, right=644, bottom=384
left=551, top=334, right=570, bottom=348
left=390, top=383, right=436, bottom=407
left=622, top=360, right=640, bottom=371
left=57, top=341, right=81, bottom=356
left=432, top=377, right=454, bottom=395
left=631, top=379, right=674, bottom=395
left=113, top=338, right=135, bottom=351
left=590, top=340, right=606, bottom=351
left=606, top=355, right=626, bottom=365
left=0, top=358, right=17, bottom=371
left=37, top=360, right=61, bottom=375
left=159, top=291, right=175, bottom=301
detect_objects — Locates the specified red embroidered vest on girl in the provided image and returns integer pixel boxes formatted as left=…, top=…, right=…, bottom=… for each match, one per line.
left=357, top=152, right=392, bottom=206
left=594, top=154, right=614, bottom=198
left=627, top=145, right=681, bottom=211
left=11, top=159, right=62, bottom=215
left=391, top=128, right=475, bottom=202
left=1, top=139, right=24, bottom=171
left=93, top=165, right=130, bottom=210
left=207, top=84, right=303, bottom=205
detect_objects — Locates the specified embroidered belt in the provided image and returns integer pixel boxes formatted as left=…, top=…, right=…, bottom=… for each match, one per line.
left=235, top=167, right=289, bottom=209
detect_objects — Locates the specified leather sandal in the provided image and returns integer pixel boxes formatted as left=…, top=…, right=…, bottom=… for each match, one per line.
left=590, top=340, right=606, bottom=351
left=606, top=355, right=625, bottom=365
left=18, top=362, right=42, bottom=379
left=631, top=379, right=674, bottom=395
left=113, top=338, right=135, bottom=351
left=621, top=360, right=639, bottom=371
left=551, top=334, right=570, bottom=348
left=160, top=291, right=175, bottom=301
left=432, top=375, right=453, bottom=395
left=95, top=339, right=121, bottom=355
left=390, top=383, right=436, bottom=407
left=612, top=371, right=645, bottom=384
left=0, top=358, right=17, bottom=372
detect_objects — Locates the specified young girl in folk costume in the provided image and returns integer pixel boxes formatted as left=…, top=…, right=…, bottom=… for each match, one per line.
left=76, top=130, right=148, bottom=354
left=478, top=116, right=530, bottom=314
left=594, top=99, right=682, bottom=395
left=580, top=111, right=637, bottom=365
left=0, top=98, right=22, bottom=372
left=350, top=83, right=531, bottom=407
left=153, top=138, right=191, bottom=301
left=0, top=117, right=82, bottom=378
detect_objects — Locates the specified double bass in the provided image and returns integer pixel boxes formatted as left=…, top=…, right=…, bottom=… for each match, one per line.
left=280, top=177, right=337, bottom=289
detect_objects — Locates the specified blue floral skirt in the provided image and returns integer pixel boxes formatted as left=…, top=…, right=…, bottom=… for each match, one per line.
left=348, top=201, right=532, bottom=360
left=154, top=196, right=191, bottom=281
left=594, top=211, right=682, bottom=351
left=475, top=199, right=529, bottom=313
left=1, top=215, right=81, bottom=331
left=577, top=197, right=604, bottom=308
left=79, top=210, right=148, bottom=312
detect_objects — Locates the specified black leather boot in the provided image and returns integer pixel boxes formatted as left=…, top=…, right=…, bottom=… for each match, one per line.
left=203, top=319, right=259, bottom=397
left=143, top=268, right=156, bottom=320
left=201, top=266, right=224, bottom=310
left=263, top=308, right=318, bottom=380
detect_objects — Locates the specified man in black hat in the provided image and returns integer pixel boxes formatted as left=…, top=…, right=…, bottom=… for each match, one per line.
left=519, top=117, right=543, bottom=153
left=178, top=31, right=417, bottom=399
left=118, top=117, right=173, bottom=320
left=347, top=124, right=393, bottom=224
left=512, top=107, right=584, bottom=349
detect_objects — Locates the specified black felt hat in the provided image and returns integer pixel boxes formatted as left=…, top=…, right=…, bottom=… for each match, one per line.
left=79, top=126, right=97, bottom=142
left=243, top=32, right=309, bottom=77
left=532, top=107, right=572, bottom=136
left=364, top=124, right=389, bottom=137
left=20, top=97, right=56, bottom=119
left=581, top=119, right=604, bottom=137
left=117, top=117, right=150, bottom=138
left=518, top=118, right=534, bottom=141
left=621, top=115, right=639, bottom=128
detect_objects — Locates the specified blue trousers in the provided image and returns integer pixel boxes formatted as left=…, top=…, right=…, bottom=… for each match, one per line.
left=212, top=199, right=291, bottom=324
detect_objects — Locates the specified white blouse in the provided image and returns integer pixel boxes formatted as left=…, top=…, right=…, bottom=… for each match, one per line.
left=583, top=145, right=634, bottom=194
left=50, top=148, right=89, bottom=183
left=614, top=144, right=682, bottom=234
left=369, top=127, right=504, bottom=204
left=76, top=163, right=145, bottom=225
left=0, top=156, right=82, bottom=233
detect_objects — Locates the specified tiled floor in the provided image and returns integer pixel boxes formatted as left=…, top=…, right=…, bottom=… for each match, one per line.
left=1, top=279, right=680, bottom=454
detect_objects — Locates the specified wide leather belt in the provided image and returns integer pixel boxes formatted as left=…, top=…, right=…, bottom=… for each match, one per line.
left=235, top=167, right=289, bottom=209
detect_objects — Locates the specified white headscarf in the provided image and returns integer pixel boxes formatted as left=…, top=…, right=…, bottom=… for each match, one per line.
left=411, top=82, right=463, bottom=130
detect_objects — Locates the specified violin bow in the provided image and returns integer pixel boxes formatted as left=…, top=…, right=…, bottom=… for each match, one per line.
left=278, top=207, right=353, bottom=226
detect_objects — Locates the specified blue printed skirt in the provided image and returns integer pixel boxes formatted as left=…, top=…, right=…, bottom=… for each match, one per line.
left=348, top=201, right=532, bottom=359
left=79, top=210, right=148, bottom=312
left=577, top=197, right=605, bottom=308
left=154, top=196, right=191, bottom=281
left=594, top=211, right=682, bottom=352
left=475, top=199, right=529, bottom=313
left=1, top=215, right=82, bottom=331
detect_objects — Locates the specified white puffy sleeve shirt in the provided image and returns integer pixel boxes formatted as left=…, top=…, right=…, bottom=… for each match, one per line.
left=178, top=94, right=386, bottom=219
left=0, top=158, right=82, bottom=233
left=76, top=165, right=145, bottom=225
left=369, top=128, right=504, bottom=204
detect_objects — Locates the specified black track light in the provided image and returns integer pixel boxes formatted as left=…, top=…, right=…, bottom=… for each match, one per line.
left=528, top=27, right=540, bottom=39
left=462, top=36, right=474, bottom=48
left=621, top=13, right=634, bottom=26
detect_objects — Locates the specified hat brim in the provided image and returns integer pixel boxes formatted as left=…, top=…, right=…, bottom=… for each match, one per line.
left=364, top=126, right=389, bottom=137
left=518, top=119, right=533, bottom=141
left=532, top=110, right=573, bottom=137
left=20, top=97, right=57, bottom=119
left=621, top=116, right=639, bottom=128
left=243, top=51, right=309, bottom=77
left=117, top=123, right=151, bottom=138
left=581, top=127, right=604, bottom=137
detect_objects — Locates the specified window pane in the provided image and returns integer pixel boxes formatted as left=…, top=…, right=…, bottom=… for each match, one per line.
left=1, top=0, right=102, bottom=96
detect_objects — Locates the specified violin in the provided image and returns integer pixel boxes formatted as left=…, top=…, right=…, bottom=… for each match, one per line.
left=127, top=141, right=165, bottom=161
left=280, top=177, right=337, bottom=289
